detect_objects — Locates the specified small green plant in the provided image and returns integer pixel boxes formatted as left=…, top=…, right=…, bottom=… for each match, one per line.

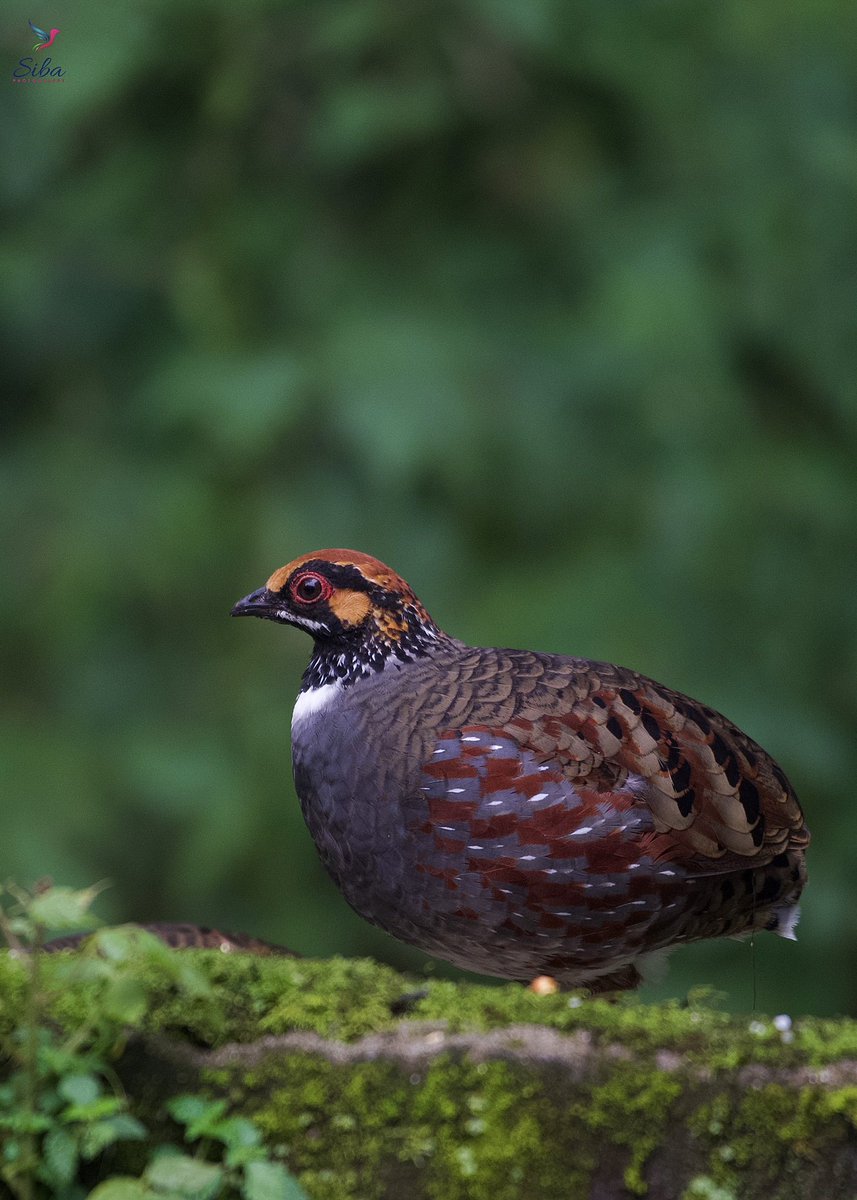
left=0, top=881, right=308, bottom=1200
left=89, top=1096, right=307, bottom=1200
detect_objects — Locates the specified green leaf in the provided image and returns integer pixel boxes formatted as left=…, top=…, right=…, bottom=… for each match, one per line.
left=64, top=1095, right=123, bottom=1125
left=86, top=1179, right=157, bottom=1200
left=105, top=1112, right=148, bottom=1141
left=28, top=885, right=104, bottom=932
left=243, top=1161, right=310, bottom=1200
left=102, top=975, right=149, bottom=1024
left=222, top=1117, right=264, bottom=1165
left=168, top=1095, right=229, bottom=1141
left=145, top=1152, right=223, bottom=1198
left=216, top=1117, right=260, bottom=1150
left=58, top=1073, right=102, bottom=1107
left=171, top=959, right=213, bottom=999
left=92, top=927, right=139, bottom=961
left=1, top=1134, right=22, bottom=1163
left=40, top=1126, right=78, bottom=1187
left=79, top=1112, right=147, bottom=1159
left=167, top=1095, right=213, bottom=1124
left=0, top=1110, right=52, bottom=1134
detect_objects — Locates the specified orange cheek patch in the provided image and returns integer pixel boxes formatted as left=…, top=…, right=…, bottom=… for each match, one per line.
left=330, top=591, right=372, bottom=627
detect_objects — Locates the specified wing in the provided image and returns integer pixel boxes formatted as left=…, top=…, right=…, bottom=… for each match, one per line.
left=502, top=662, right=810, bottom=874
left=29, top=19, right=49, bottom=41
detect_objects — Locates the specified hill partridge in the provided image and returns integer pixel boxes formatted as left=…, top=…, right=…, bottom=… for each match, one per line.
left=232, top=550, right=809, bottom=993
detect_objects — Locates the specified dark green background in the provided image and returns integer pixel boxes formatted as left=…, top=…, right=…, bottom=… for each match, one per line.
left=2, top=0, right=855, bottom=1015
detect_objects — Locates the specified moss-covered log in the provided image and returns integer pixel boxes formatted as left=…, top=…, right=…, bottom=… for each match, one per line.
left=2, top=951, right=857, bottom=1199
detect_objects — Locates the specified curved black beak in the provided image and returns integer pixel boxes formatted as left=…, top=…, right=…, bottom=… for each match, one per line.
left=231, top=587, right=279, bottom=619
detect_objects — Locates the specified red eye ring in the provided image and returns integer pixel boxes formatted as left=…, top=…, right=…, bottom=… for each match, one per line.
left=290, top=571, right=332, bottom=606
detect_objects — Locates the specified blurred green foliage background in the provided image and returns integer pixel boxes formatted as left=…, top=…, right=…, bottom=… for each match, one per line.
left=1, top=0, right=855, bottom=1016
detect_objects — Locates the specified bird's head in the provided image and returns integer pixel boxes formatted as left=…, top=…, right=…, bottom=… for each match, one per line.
left=232, top=549, right=445, bottom=681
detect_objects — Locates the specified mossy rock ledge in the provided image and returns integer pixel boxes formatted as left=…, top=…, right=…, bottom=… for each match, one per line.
left=3, top=950, right=857, bottom=1199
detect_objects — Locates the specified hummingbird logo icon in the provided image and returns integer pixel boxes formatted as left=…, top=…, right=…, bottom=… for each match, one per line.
left=29, top=19, right=60, bottom=51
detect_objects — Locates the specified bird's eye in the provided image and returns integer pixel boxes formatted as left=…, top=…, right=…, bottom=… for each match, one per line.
left=291, top=572, right=330, bottom=605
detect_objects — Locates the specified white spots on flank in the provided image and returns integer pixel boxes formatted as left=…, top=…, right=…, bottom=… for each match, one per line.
left=487, top=799, right=503, bottom=806
left=439, top=825, right=455, bottom=832
left=520, top=855, right=536, bottom=861
left=489, top=744, right=503, bottom=751
left=571, top=826, right=593, bottom=837
left=292, top=681, right=342, bottom=726
left=660, top=869, right=676, bottom=877
left=529, top=792, right=549, bottom=803
left=538, top=765, right=550, bottom=772
left=448, top=787, right=465, bottom=794
left=462, top=736, right=481, bottom=743
left=628, top=863, right=641, bottom=870
left=433, top=748, right=446, bottom=755
left=468, top=844, right=484, bottom=851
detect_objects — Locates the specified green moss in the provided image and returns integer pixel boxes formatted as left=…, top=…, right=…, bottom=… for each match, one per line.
left=3, top=946, right=857, bottom=1199
left=5, top=947, right=856, bottom=1074
left=584, top=1066, right=682, bottom=1194
left=689, top=1081, right=857, bottom=1200
left=230, top=1054, right=599, bottom=1199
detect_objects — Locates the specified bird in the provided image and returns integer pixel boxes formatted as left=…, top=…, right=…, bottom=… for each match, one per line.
left=232, top=550, right=809, bottom=993
left=29, top=19, right=59, bottom=51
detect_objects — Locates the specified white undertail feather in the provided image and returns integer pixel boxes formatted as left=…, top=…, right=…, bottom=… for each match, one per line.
left=776, top=903, right=800, bottom=941
left=635, top=947, right=673, bottom=985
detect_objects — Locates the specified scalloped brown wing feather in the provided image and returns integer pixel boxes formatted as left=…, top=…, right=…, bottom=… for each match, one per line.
left=507, top=662, right=809, bottom=877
